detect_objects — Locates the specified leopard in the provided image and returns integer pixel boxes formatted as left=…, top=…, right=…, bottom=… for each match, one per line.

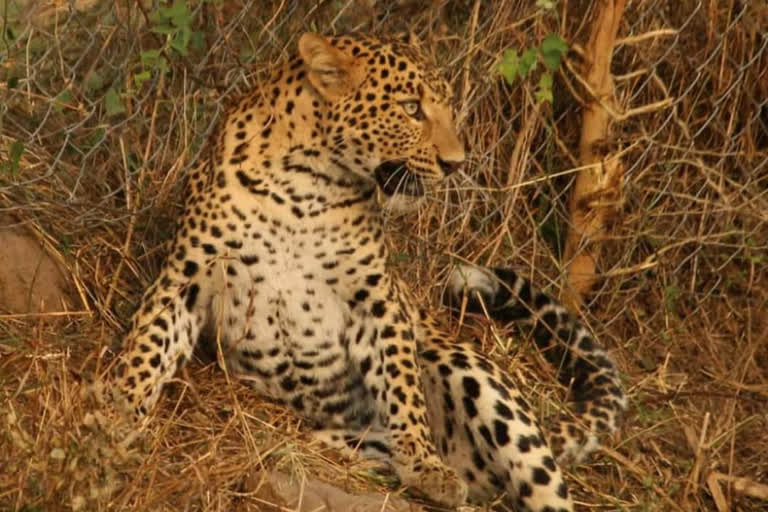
left=112, top=32, right=626, bottom=511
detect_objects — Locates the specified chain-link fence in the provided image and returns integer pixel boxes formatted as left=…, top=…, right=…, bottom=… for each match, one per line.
left=1, top=1, right=766, bottom=510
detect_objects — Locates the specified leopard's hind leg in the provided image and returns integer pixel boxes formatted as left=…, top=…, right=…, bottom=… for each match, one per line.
left=418, top=316, right=573, bottom=512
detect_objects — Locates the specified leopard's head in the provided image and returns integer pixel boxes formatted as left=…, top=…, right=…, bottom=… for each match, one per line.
left=299, top=33, right=464, bottom=210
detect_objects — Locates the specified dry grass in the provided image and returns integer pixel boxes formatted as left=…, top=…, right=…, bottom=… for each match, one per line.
left=1, top=0, right=767, bottom=511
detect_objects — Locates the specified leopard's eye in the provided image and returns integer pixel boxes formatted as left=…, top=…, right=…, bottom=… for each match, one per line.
left=400, top=100, right=423, bottom=120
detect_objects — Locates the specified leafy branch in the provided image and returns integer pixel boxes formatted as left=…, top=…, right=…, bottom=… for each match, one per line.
left=496, top=34, right=568, bottom=103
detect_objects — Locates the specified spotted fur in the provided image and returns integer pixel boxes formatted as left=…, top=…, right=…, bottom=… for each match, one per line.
left=445, top=264, right=627, bottom=461
left=112, top=33, right=625, bottom=511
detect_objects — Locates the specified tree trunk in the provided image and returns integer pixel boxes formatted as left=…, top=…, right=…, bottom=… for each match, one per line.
left=562, top=0, right=626, bottom=310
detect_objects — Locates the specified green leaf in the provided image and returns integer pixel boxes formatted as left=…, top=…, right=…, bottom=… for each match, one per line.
left=535, top=71, right=554, bottom=103
left=126, top=152, right=142, bottom=173
left=190, top=30, right=205, bottom=51
left=541, top=34, right=568, bottom=71
left=141, top=50, right=169, bottom=74
left=497, top=49, right=519, bottom=85
left=140, top=49, right=161, bottom=66
left=166, top=0, right=191, bottom=28
left=170, top=27, right=191, bottom=56
left=54, top=89, right=72, bottom=112
left=535, top=88, right=553, bottom=104
left=156, top=57, right=169, bottom=74
left=519, top=48, right=538, bottom=78
left=59, top=234, right=72, bottom=254
left=148, top=7, right=166, bottom=25
left=150, top=23, right=176, bottom=35
left=8, top=141, right=24, bottom=175
left=86, top=71, right=105, bottom=92
left=390, top=252, right=410, bottom=263
left=535, top=0, right=557, bottom=9
left=85, top=127, right=106, bottom=148
left=104, top=87, right=125, bottom=116
left=134, top=70, right=151, bottom=87
left=664, top=285, right=680, bottom=312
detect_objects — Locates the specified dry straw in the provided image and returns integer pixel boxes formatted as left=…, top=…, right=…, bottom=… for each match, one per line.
left=1, top=1, right=766, bottom=510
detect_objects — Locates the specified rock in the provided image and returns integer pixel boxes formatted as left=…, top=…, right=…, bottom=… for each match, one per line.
left=0, top=223, right=71, bottom=314
left=246, top=470, right=425, bottom=512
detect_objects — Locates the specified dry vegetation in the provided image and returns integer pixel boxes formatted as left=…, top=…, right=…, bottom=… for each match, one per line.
left=1, top=0, right=766, bottom=511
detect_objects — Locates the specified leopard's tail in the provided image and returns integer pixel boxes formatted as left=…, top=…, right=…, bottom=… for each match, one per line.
left=445, top=263, right=626, bottom=461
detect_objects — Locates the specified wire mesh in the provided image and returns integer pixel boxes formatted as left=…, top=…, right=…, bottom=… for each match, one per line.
left=1, top=0, right=766, bottom=509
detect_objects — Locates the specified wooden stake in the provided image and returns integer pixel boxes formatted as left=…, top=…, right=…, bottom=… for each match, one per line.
left=562, top=0, right=627, bottom=310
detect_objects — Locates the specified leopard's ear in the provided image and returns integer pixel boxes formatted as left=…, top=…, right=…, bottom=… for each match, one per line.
left=298, top=33, right=362, bottom=101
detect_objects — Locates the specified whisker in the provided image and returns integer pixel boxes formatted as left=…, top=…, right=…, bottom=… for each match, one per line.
left=382, top=166, right=412, bottom=221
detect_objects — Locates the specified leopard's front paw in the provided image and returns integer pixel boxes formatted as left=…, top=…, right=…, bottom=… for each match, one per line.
left=401, top=458, right=468, bottom=507
left=80, top=378, right=140, bottom=444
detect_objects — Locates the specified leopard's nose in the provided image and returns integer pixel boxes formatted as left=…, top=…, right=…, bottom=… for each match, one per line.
left=437, top=157, right=462, bottom=176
